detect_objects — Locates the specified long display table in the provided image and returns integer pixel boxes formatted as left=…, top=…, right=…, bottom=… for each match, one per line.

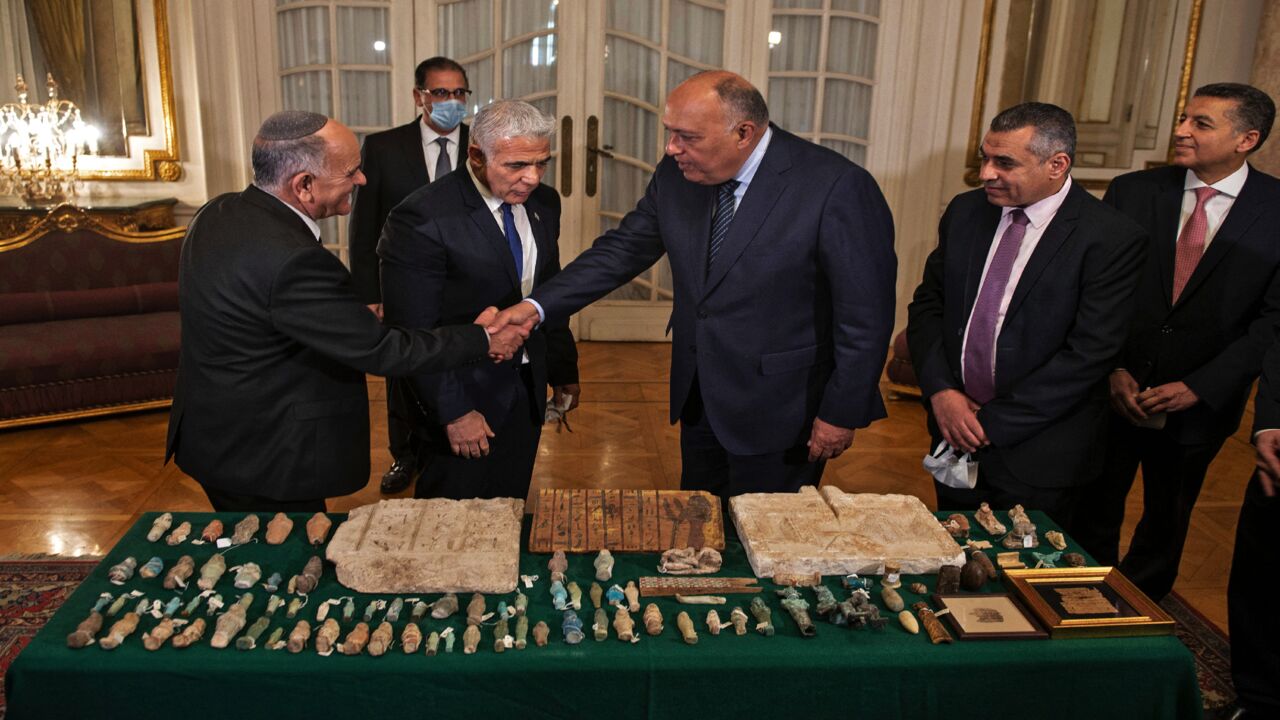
left=5, top=509, right=1201, bottom=719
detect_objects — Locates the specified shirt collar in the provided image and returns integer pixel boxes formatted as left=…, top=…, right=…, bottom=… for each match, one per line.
left=1185, top=162, right=1248, bottom=198
left=1004, top=175, right=1073, bottom=229
left=466, top=159, right=505, bottom=213
left=261, top=188, right=321, bottom=241
left=732, top=126, right=773, bottom=187
left=421, top=117, right=462, bottom=145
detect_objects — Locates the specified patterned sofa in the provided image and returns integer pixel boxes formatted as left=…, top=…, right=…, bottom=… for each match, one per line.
left=0, top=204, right=184, bottom=428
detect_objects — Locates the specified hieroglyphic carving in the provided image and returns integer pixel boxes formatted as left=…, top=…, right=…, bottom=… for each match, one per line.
left=528, top=489, right=725, bottom=553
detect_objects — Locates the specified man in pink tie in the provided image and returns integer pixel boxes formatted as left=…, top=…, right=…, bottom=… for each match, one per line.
left=906, top=103, right=1146, bottom=525
left=1073, top=83, right=1280, bottom=605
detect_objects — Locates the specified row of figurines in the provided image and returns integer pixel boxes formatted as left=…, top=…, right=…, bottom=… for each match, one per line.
left=106, top=553, right=324, bottom=595
left=141, top=512, right=333, bottom=547
left=941, top=502, right=1071, bottom=551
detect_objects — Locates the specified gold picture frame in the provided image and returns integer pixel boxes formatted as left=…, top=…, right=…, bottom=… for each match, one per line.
left=1004, top=566, right=1175, bottom=638
left=932, top=593, right=1048, bottom=640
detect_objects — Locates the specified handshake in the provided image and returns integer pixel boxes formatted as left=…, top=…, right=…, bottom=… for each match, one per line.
left=473, top=300, right=543, bottom=362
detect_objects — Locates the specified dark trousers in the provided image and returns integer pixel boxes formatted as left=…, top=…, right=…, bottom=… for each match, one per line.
left=413, top=365, right=541, bottom=501
left=201, top=486, right=326, bottom=513
left=1072, top=417, right=1225, bottom=600
left=678, top=377, right=825, bottom=503
left=385, top=377, right=421, bottom=466
left=1229, top=472, right=1280, bottom=714
left=932, top=446, right=1078, bottom=528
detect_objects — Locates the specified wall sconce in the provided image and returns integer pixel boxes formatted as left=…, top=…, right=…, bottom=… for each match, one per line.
left=0, top=74, right=99, bottom=206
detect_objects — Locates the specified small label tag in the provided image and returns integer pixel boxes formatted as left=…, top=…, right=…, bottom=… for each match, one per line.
left=1023, top=534, right=1034, bottom=548
left=502, top=635, right=513, bottom=649
left=886, top=572, right=900, bottom=585
left=440, top=627, right=454, bottom=638
left=520, top=574, right=538, bottom=588
left=933, top=608, right=952, bottom=618
left=216, top=538, right=232, bottom=549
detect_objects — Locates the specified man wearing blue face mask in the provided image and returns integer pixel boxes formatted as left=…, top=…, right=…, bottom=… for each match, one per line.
left=348, top=56, right=473, bottom=494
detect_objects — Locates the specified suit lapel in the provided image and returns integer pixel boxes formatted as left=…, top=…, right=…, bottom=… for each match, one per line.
left=1175, top=165, right=1265, bottom=307
left=962, top=202, right=1003, bottom=317
left=1004, top=185, right=1081, bottom=322
left=1152, top=172, right=1184, bottom=308
left=702, top=132, right=790, bottom=298
left=526, top=195, right=550, bottom=281
left=460, top=172, right=521, bottom=290
left=397, top=120, right=429, bottom=188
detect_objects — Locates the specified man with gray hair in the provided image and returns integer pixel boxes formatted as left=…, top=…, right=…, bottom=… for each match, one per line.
left=379, top=99, right=579, bottom=501
left=906, top=102, right=1146, bottom=521
left=166, top=111, right=529, bottom=512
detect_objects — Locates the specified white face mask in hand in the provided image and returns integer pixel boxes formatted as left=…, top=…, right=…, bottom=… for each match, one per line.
left=922, top=441, right=978, bottom=490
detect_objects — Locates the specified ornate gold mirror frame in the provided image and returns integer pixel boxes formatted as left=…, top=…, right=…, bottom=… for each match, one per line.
left=964, top=0, right=1203, bottom=190
left=77, top=0, right=181, bottom=182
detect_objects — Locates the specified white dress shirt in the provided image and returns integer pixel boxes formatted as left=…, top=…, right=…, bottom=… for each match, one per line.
left=468, top=162, right=538, bottom=363
left=421, top=120, right=462, bottom=182
left=1180, top=162, right=1247, bottom=249
left=263, top=189, right=321, bottom=242
left=961, top=176, right=1074, bottom=385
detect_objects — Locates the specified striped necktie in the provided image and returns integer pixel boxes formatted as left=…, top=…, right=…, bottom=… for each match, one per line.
left=706, top=179, right=740, bottom=274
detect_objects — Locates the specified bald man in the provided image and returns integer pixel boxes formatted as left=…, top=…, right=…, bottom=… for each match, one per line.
left=491, top=71, right=897, bottom=498
left=166, top=111, right=529, bottom=512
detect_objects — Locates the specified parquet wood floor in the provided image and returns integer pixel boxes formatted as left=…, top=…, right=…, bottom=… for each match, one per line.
left=0, top=342, right=1246, bottom=632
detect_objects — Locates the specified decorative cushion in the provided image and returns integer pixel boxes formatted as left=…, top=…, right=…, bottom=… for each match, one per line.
left=0, top=312, right=181, bottom=390
left=0, top=282, right=178, bottom=326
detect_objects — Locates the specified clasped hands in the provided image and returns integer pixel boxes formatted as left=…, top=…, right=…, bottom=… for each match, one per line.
left=1109, top=368, right=1199, bottom=422
left=473, top=305, right=537, bottom=362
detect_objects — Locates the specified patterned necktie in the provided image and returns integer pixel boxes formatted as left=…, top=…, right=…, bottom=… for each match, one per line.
left=706, top=179, right=740, bottom=273
left=1172, top=186, right=1218, bottom=303
left=963, top=208, right=1031, bottom=405
left=500, top=202, right=523, bottom=281
left=433, top=136, right=451, bottom=182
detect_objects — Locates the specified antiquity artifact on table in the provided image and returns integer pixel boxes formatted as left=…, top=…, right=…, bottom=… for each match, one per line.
left=658, top=547, right=724, bottom=575
left=201, top=519, right=224, bottom=542
left=529, top=489, right=725, bottom=553
left=942, top=513, right=970, bottom=540
left=237, top=613, right=272, bottom=650
left=974, top=502, right=1006, bottom=535
left=676, top=611, right=698, bottom=644
left=706, top=609, right=723, bottom=635
left=108, top=557, right=137, bottom=585
left=288, top=620, right=312, bottom=653
left=146, top=513, right=173, bottom=542
left=172, top=618, right=206, bottom=649
left=432, top=593, right=459, bottom=619
left=315, top=618, right=341, bottom=654
left=385, top=597, right=405, bottom=623
left=614, top=607, right=636, bottom=642
left=466, top=593, right=486, bottom=625
left=777, top=587, right=817, bottom=637
left=198, top=553, right=227, bottom=590
left=139, top=556, right=164, bottom=579
left=548, top=550, right=568, bottom=583
left=231, top=514, right=260, bottom=545
left=898, top=610, right=920, bottom=634
left=494, top=615, right=511, bottom=652
left=594, top=549, right=614, bottom=581
left=368, top=621, right=394, bottom=656
left=562, top=610, right=585, bottom=645
left=643, top=603, right=664, bottom=636
left=749, top=597, right=774, bottom=636
left=265, top=513, right=294, bottom=544
left=211, top=593, right=254, bottom=648
left=306, top=512, right=333, bottom=545
left=342, top=623, right=371, bottom=655
left=290, top=556, right=323, bottom=594
left=729, top=606, right=749, bottom=635
left=166, top=521, right=192, bottom=546
left=937, top=565, right=962, bottom=594
left=66, top=611, right=103, bottom=648
left=164, top=555, right=195, bottom=589
left=567, top=581, right=583, bottom=610
left=143, top=618, right=177, bottom=650
left=880, top=585, right=905, bottom=612
left=912, top=601, right=953, bottom=644
left=592, top=608, right=608, bottom=641
left=233, top=562, right=262, bottom=590
left=551, top=580, right=569, bottom=610
left=100, top=611, right=141, bottom=650
left=426, top=631, right=441, bottom=656
left=624, top=581, right=641, bottom=612
left=515, top=616, right=529, bottom=649
left=590, top=582, right=603, bottom=609
left=1044, top=530, right=1067, bottom=551
left=401, top=622, right=422, bottom=653
left=639, top=576, right=762, bottom=597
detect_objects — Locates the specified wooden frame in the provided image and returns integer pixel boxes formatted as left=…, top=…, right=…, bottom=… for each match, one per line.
left=1003, top=566, right=1175, bottom=639
left=931, top=592, right=1047, bottom=640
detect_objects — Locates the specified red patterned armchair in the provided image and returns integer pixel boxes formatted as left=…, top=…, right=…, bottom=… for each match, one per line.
left=0, top=205, right=183, bottom=428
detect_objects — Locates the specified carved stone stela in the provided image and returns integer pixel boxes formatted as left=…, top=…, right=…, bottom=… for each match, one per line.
left=528, top=489, right=725, bottom=553
left=326, top=498, right=524, bottom=594
left=731, top=488, right=966, bottom=579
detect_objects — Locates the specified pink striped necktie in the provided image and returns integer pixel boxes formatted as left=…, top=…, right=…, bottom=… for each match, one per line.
left=1172, top=186, right=1218, bottom=303
left=963, top=208, right=1030, bottom=404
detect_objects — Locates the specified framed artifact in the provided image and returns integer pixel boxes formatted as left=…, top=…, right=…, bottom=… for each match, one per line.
left=931, top=593, right=1047, bottom=640
left=1003, top=567, right=1175, bottom=638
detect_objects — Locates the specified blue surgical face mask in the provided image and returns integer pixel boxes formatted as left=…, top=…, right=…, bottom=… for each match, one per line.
left=429, top=99, right=467, bottom=131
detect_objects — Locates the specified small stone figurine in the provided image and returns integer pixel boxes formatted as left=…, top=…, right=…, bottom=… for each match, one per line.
left=200, top=519, right=224, bottom=543
left=550, top=580, right=569, bottom=611
left=706, top=609, right=723, bottom=635
left=881, top=585, right=905, bottom=612
left=165, top=521, right=193, bottom=546
left=676, top=611, right=699, bottom=645
left=66, top=611, right=103, bottom=648
left=814, top=585, right=839, bottom=617
left=729, top=606, right=749, bottom=635
left=593, top=608, right=609, bottom=641
left=605, top=584, right=625, bottom=607
left=514, top=616, right=529, bottom=649
left=341, top=623, right=371, bottom=655
left=367, top=622, right=394, bottom=656
left=462, top=623, right=482, bottom=654
left=548, top=550, right=568, bottom=583
left=233, top=562, right=263, bottom=590
left=385, top=597, right=405, bottom=623
left=164, top=555, right=195, bottom=590
left=265, top=513, right=294, bottom=545
left=974, top=502, right=1006, bottom=535
left=107, top=557, right=137, bottom=585
left=561, top=610, right=585, bottom=645
left=594, top=549, right=614, bottom=581
left=290, top=556, right=323, bottom=594
left=172, top=618, right=207, bottom=649
left=614, top=607, right=637, bottom=642
left=146, top=513, right=173, bottom=542
left=466, top=593, right=486, bottom=625
left=287, top=620, right=312, bottom=653
left=624, top=580, right=641, bottom=613
left=211, top=593, right=254, bottom=648
left=494, top=615, right=510, bottom=653
left=138, top=556, right=164, bottom=579
left=937, top=565, right=962, bottom=594
left=589, top=582, right=604, bottom=609
left=532, top=621, right=550, bottom=647
left=99, top=611, right=141, bottom=650
left=426, top=631, right=441, bottom=656
left=236, top=614, right=272, bottom=650
left=401, top=622, right=422, bottom=654
left=306, top=512, right=333, bottom=545
left=198, top=554, right=227, bottom=590
left=912, top=601, right=953, bottom=645
left=315, top=618, right=341, bottom=654
left=513, top=589, right=529, bottom=617
left=231, top=514, right=260, bottom=545
left=777, top=587, right=816, bottom=638
left=432, top=593, right=459, bottom=619
left=749, top=597, right=775, bottom=636
left=643, top=603, right=664, bottom=636
left=567, top=581, right=583, bottom=611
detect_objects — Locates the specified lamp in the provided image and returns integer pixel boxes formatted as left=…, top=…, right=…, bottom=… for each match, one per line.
left=0, top=73, right=98, bottom=206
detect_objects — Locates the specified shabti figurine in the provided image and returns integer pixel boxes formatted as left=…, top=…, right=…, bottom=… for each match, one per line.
left=813, top=585, right=839, bottom=618
left=494, top=616, right=510, bottom=652
left=749, top=597, right=775, bottom=636
left=1003, top=517, right=1039, bottom=550
left=180, top=594, right=203, bottom=618
left=426, top=631, right=441, bottom=656
left=881, top=585, right=905, bottom=612
left=211, top=593, right=254, bottom=648
left=658, top=547, right=723, bottom=575
left=288, top=620, right=312, bottom=653
left=100, top=612, right=140, bottom=650
left=236, top=615, right=271, bottom=650
left=514, top=589, right=529, bottom=616
left=198, top=553, right=227, bottom=590
left=515, top=616, right=529, bottom=649
left=432, top=593, right=458, bottom=619
left=385, top=597, right=404, bottom=623
left=363, top=600, right=380, bottom=623
left=108, top=557, right=137, bottom=585
left=912, top=601, right=953, bottom=644
left=147, top=513, right=173, bottom=542
left=676, top=611, right=698, bottom=644
left=172, top=617, right=207, bottom=649
left=462, top=623, right=482, bottom=654
left=201, top=519, right=224, bottom=543
left=206, top=594, right=225, bottom=616
left=567, top=581, right=583, bottom=610
left=107, top=594, right=130, bottom=616
left=937, top=565, right=962, bottom=594
left=974, top=503, right=1006, bottom=535
left=624, top=581, right=641, bottom=612
left=411, top=600, right=430, bottom=622
left=605, top=584, right=625, bottom=607
left=777, top=587, right=817, bottom=637
left=550, top=580, right=569, bottom=610
left=594, top=549, right=614, bottom=581
left=898, top=610, right=920, bottom=634
left=265, top=594, right=284, bottom=617
left=444, top=629, right=457, bottom=653
left=341, top=597, right=355, bottom=621
left=589, top=582, right=604, bottom=609
left=162, top=597, right=182, bottom=617
left=291, top=556, right=323, bottom=594
left=287, top=597, right=304, bottom=619
left=401, top=622, right=422, bottom=653
left=315, top=618, right=340, bottom=654
left=233, top=562, right=262, bottom=590
left=165, top=521, right=192, bottom=546
left=139, top=556, right=164, bottom=579
left=66, top=611, right=103, bottom=648
left=1044, top=530, right=1067, bottom=551
left=706, top=609, right=723, bottom=635
left=265, top=627, right=285, bottom=649
left=614, top=607, right=636, bottom=642
left=164, top=555, right=195, bottom=590
left=548, top=550, right=568, bottom=583
left=562, top=610, right=585, bottom=645
left=231, top=514, right=260, bottom=545
left=593, top=608, right=609, bottom=641
left=532, top=621, right=550, bottom=647
left=264, top=572, right=283, bottom=593
left=729, top=606, right=749, bottom=635
left=265, top=513, right=294, bottom=545
left=368, top=621, right=394, bottom=656
left=643, top=603, right=664, bottom=636
left=342, top=622, right=370, bottom=655
left=466, top=593, right=486, bottom=625
left=306, top=512, right=332, bottom=545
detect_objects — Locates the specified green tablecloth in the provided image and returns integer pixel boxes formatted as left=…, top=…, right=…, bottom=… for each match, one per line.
left=6, top=510, right=1201, bottom=719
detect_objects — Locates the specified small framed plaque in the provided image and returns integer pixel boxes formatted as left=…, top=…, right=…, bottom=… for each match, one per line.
left=1003, top=566, right=1175, bottom=638
left=931, top=593, right=1048, bottom=640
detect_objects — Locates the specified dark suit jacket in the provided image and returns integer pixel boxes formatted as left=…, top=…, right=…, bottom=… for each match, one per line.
left=1106, top=164, right=1280, bottom=443
left=165, top=185, right=489, bottom=501
left=907, top=182, right=1147, bottom=488
left=378, top=170, right=578, bottom=429
left=1254, top=340, right=1280, bottom=433
left=348, top=119, right=469, bottom=303
left=529, top=126, right=897, bottom=455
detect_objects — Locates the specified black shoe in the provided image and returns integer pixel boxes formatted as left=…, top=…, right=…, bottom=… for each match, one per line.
left=380, top=460, right=415, bottom=494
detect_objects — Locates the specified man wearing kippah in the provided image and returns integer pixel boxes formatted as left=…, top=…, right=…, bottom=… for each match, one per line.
left=165, top=111, right=531, bottom=512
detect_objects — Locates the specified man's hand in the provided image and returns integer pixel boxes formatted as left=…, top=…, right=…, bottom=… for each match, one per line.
left=807, top=418, right=854, bottom=462
left=474, top=306, right=532, bottom=361
left=1136, top=381, right=1199, bottom=415
left=1109, top=368, right=1148, bottom=423
left=551, top=384, right=581, bottom=413
left=929, top=388, right=988, bottom=453
left=488, top=301, right=541, bottom=334
left=447, top=410, right=494, bottom=459
left=1255, top=430, right=1280, bottom=497
left=366, top=303, right=383, bottom=320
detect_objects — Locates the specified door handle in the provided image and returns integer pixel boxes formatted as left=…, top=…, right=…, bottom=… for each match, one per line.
left=560, top=115, right=573, bottom=197
left=585, top=115, right=612, bottom=197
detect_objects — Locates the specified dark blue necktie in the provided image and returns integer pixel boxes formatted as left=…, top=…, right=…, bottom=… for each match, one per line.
left=500, top=202, right=523, bottom=280
left=707, top=179, right=739, bottom=273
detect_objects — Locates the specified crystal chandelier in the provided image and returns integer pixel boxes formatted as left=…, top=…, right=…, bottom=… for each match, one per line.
left=0, top=74, right=98, bottom=206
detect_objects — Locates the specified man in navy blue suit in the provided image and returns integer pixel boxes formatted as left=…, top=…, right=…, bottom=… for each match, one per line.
left=489, top=71, right=897, bottom=498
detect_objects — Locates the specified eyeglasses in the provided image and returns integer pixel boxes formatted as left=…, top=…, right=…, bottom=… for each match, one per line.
left=419, top=87, right=472, bottom=100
